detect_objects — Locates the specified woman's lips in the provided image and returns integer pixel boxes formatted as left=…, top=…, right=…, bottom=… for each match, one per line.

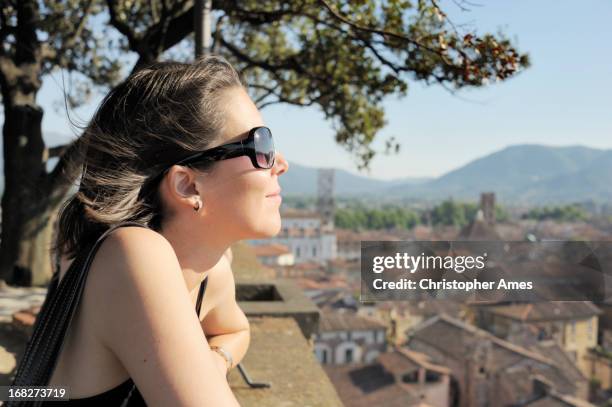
left=266, top=189, right=282, bottom=203
left=266, top=188, right=282, bottom=197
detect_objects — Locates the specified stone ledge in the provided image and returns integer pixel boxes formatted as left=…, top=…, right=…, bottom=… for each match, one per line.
left=237, top=279, right=320, bottom=339
left=229, top=316, right=344, bottom=407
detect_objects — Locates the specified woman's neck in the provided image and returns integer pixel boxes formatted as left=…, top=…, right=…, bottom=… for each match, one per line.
left=159, top=218, right=230, bottom=292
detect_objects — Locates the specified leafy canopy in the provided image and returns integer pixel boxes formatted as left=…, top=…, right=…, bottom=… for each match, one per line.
left=4, top=0, right=529, bottom=169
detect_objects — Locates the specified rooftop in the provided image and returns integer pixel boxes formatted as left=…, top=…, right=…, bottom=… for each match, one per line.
left=408, top=314, right=588, bottom=400
left=523, top=394, right=595, bottom=407
left=457, top=216, right=502, bottom=240
left=319, top=310, right=386, bottom=333
left=480, top=301, right=602, bottom=322
left=281, top=209, right=322, bottom=220
left=335, top=229, right=408, bottom=243
left=251, top=243, right=292, bottom=257
left=324, top=362, right=420, bottom=407
left=378, top=347, right=451, bottom=376
left=409, top=314, right=553, bottom=366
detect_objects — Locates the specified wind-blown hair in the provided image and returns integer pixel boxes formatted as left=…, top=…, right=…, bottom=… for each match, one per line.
left=53, top=55, right=243, bottom=260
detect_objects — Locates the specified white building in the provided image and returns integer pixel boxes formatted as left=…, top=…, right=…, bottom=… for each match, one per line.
left=251, top=210, right=337, bottom=265
left=314, top=310, right=387, bottom=365
left=252, top=243, right=295, bottom=266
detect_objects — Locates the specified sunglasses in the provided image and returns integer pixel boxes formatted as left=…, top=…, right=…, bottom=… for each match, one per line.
left=170, top=126, right=276, bottom=171
left=141, top=126, right=275, bottom=198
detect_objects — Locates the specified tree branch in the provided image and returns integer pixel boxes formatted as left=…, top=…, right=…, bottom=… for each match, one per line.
left=47, top=144, right=70, bottom=159
left=66, top=0, right=94, bottom=49
left=249, top=83, right=317, bottom=109
left=318, top=0, right=452, bottom=65
left=220, top=3, right=299, bottom=25
left=106, top=0, right=139, bottom=49
left=47, top=139, right=82, bottom=196
left=0, top=25, right=17, bottom=43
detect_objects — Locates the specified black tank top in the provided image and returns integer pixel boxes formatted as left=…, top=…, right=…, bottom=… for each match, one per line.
left=43, top=242, right=209, bottom=406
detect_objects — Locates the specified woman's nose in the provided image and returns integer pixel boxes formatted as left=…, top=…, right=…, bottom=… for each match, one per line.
left=272, top=150, right=289, bottom=176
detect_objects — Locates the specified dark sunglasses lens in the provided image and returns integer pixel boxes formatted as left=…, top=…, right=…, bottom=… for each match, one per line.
left=254, top=127, right=275, bottom=168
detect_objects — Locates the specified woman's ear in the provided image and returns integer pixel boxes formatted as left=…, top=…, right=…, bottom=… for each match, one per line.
left=163, top=165, right=201, bottom=210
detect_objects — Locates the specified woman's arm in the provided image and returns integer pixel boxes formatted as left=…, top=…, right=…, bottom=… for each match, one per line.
left=201, top=256, right=250, bottom=375
left=87, top=227, right=240, bottom=407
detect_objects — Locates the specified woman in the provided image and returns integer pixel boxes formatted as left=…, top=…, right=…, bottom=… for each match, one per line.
left=44, top=56, right=288, bottom=405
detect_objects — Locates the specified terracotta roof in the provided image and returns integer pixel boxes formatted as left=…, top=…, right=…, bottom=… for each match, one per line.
left=288, top=261, right=325, bottom=271
left=327, top=258, right=360, bottom=268
left=524, top=394, right=595, bottom=407
left=324, top=363, right=420, bottom=407
left=409, top=314, right=553, bottom=366
left=295, top=276, right=349, bottom=291
left=481, top=301, right=601, bottom=322
left=458, top=218, right=501, bottom=240
left=412, top=225, right=434, bottom=240
left=252, top=243, right=291, bottom=257
left=375, top=299, right=466, bottom=320
left=281, top=209, right=322, bottom=219
left=496, top=341, right=588, bottom=403
left=532, top=340, right=586, bottom=383
left=408, top=314, right=588, bottom=401
left=497, top=368, right=592, bottom=406
left=319, top=310, right=386, bottom=332
left=335, top=229, right=405, bottom=242
left=378, top=348, right=450, bottom=376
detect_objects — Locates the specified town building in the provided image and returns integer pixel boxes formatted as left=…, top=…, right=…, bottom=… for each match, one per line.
left=314, top=310, right=387, bottom=365
left=406, top=314, right=590, bottom=407
left=251, top=243, right=294, bottom=266
left=474, top=301, right=601, bottom=376
left=324, top=347, right=451, bottom=407
left=250, top=210, right=337, bottom=265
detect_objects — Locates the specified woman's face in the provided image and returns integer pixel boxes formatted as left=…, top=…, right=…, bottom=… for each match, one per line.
left=191, top=86, right=289, bottom=241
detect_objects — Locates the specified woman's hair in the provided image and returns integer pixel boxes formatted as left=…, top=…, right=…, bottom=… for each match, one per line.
left=53, top=55, right=243, bottom=260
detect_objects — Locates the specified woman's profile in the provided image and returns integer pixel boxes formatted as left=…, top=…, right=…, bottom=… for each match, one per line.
left=21, top=55, right=288, bottom=406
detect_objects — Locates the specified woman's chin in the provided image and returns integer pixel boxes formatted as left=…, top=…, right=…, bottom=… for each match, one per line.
left=250, top=221, right=281, bottom=239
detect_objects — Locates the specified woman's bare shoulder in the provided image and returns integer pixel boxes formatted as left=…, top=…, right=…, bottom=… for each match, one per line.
left=83, top=226, right=239, bottom=405
left=103, top=226, right=174, bottom=255
left=91, top=226, right=178, bottom=278
left=59, top=227, right=172, bottom=281
left=85, top=225, right=184, bottom=333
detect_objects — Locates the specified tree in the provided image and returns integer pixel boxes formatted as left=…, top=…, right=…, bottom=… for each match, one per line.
left=0, top=0, right=529, bottom=285
left=106, top=0, right=529, bottom=167
left=430, top=199, right=465, bottom=227
left=334, top=206, right=419, bottom=230
left=522, top=204, right=588, bottom=222
left=0, top=0, right=122, bottom=285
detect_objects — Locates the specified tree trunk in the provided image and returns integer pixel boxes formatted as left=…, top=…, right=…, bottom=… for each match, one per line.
left=12, top=209, right=59, bottom=287
left=0, top=0, right=79, bottom=286
left=0, top=103, right=60, bottom=286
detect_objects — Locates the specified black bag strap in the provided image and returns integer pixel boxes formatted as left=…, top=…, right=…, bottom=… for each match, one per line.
left=195, top=274, right=208, bottom=318
left=8, top=221, right=148, bottom=406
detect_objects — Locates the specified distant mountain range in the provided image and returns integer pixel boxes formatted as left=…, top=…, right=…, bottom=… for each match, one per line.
left=1, top=144, right=609, bottom=205
left=278, top=162, right=432, bottom=196
left=280, top=144, right=612, bottom=204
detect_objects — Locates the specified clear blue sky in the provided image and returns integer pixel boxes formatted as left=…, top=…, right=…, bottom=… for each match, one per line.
left=38, top=0, right=612, bottom=180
